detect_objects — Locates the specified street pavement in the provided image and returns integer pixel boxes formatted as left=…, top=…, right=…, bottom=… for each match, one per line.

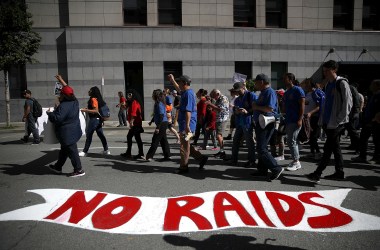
left=0, top=124, right=379, bottom=250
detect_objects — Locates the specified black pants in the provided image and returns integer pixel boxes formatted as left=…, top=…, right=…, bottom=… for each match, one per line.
left=359, top=122, right=380, bottom=160
left=315, top=125, right=345, bottom=176
left=192, top=121, right=204, bottom=144
left=126, top=126, right=144, bottom=156
left=146, top=122, right=170, bottom=159
left=309, top=115, right=321, bottom=153
left=345, top=113, right=360, bottom=149
left=55, top=143, right=82, bottom=172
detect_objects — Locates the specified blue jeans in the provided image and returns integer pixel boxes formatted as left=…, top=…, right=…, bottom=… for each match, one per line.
left=118, top=109, right=126, bottom=125
left=83, top=117, right=108, bottom=153
left=255, top=123, right=280, bottom=172
left=26, top=115, right=40, bottom=143
left=285, top=123, right=301, bottom=161
left=231, top=125, right=255, bottom=163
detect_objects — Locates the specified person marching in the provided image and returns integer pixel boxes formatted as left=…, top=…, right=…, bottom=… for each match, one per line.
left=145, top=89, right=171, bottom=162
left=116, top=91, right=127, bottom=127
left=79, top=86, right=110, bottom=157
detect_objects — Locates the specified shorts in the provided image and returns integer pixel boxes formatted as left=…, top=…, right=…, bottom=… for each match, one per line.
left=216, top=121, right=227, bottom=136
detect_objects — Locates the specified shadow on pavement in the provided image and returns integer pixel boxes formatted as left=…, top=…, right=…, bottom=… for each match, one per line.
left=163, top=234, right=305, bottom=250
left=0, top=150, right=59, bottom=175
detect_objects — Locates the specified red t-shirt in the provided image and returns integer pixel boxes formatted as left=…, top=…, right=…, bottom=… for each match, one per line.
left=127, top=100, right=142, bottom=126
left=197, top=97, right=207, bottom=122
left=119, top=96, right=127, bottom=110
left=205, top=109, right=216, bottom=130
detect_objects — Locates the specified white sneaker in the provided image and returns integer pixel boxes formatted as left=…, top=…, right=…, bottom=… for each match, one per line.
left=274, top=155, right=285, bottom=161
left=286, top=161, right=302, bottom=171
left=103, top=150, right=111, bottom=155
left=78, top=151, right=87, bottom=157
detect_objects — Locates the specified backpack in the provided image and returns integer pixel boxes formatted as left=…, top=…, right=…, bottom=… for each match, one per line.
left=335, top=77, right=355, bottom=114
left=31, top=98, right=43, bottom=117
left=98, top=103, right=111, bottom=121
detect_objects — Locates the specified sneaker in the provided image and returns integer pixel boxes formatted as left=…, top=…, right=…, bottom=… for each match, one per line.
left=175, top=167, right=189, bottom=174
left=120, top=153, right=133, bottom=159
left=324, top=172, right=345, bottom=181
left=305, top=173, right=321, bottom=183
left=78, top=151, right=87, bottom=157
left=274, top=155, right=285, bottom=161
left=143, top=156, right=152, bottom=162
left=199, top=156, right=208, bottom=170
left=286, top=161, right=302, bottom=171
left=47, top=164, right=62, bottom=174
left=211, top=147, right=219, bottom=151
left=351, top=156, right=369, bottom=164
left=31, top=141, right=40, bottom=145
left=102, top=150, right=111, bottom=155
left=269, top=167, right=284, bottom=181
left=133, top=155, right=145, bottom=160
left=67, top=170, right=85, bottom=177
left=20, top=137, right=28, bottom=143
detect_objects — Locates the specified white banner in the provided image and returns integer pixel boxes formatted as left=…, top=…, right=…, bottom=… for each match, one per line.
left=0, top=189, right=379, bottom=234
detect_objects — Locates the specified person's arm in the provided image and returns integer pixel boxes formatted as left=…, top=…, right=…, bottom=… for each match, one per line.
left=22, top=102, right=31, bottom=122
left=185, top=111, right=191, bottom=134
left=168, top=74, right=181, bottom=93
left=55, top=74, right=68, bottom=87
left=252, top=103, right=274, bottom=113
left=298, top=97, right=305, bottom=127
left=81, top=98, right=99, bottom=114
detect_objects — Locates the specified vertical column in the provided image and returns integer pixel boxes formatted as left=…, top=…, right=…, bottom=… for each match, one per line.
left=147, top=0, right=158, bottom=26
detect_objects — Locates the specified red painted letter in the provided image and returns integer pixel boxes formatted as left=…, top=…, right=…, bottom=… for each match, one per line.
left=44, top=191, right=106, bottom=224
left=298, top=192, right=353, bottom=229
left=246, top=191, right=275, bottom=227
left=214, top=192, right=257, bottom=228
left=266, top=192, right=305, bottom=227
left=92, top=196, right=142, bottom=230
left=164, top=196, right=212, bottom=231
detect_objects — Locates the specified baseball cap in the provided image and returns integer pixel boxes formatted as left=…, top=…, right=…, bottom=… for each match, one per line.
left=229, top=82, right=245, bottom=91
left=255, top=74, right=269, bottom=83
left=175, top=75, right=191, bottom=85
left=172, top=90, right=177, bottom=94
left=61, top=86, right=74, bottom=96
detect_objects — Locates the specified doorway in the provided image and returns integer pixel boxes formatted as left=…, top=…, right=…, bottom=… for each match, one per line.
left=124, top=61, right=144, bottom=118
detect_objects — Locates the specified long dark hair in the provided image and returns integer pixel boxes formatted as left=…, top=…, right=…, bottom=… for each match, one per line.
left=88, top=86, right=106, bottom=107
left=125, top=88, right=143, bottom=105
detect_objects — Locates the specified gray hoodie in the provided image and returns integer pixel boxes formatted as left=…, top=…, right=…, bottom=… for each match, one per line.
left=318, top=76, right=353, bottom=129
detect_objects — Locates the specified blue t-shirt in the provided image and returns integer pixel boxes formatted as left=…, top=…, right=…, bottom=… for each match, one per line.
left=234, top=91, right=258, bottom=128
left=153, top=102, right=168, bottom=126
left=178, top=89, right=197, bottom=133
left=323, top=81, right=336, bottom=125
left=283, top=86, right=305, bottom=124
left=253, top=87, right=278, bottom=122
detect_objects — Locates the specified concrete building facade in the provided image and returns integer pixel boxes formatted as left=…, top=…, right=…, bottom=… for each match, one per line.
left=1, top=0, right=379, bottom=122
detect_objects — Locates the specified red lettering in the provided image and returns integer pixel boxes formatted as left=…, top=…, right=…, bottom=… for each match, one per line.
left=298, top=192, right=353, bottom=228
left=266, top=192, right=305, bottom=227
left=92, top=196, right=142, bottom=230
left=164, top=196, right=212, bottom=231
left=246, top=191, right=275, bottom=227
left=44, top=191, right=106, bottom=224
left=214, top=192, right=257, bottom=227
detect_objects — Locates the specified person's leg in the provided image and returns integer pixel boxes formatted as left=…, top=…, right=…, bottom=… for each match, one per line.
left=346, top=114, right=360, bottom=150
left=146, top=122, right=168, bottom=159
left=160, top=127, right=171, bottom=158
left=243, top=126, right=256, bottom=163
left=67, top=143, right=83, bottom=172
left=134, top=129, right=144, bottom=156
left=125, top=128, right=134, bottom=156
left=202, top=129, right=210, bottom=149
left=121, top=110, right=127, bottom=125
left=95, top=123, right=109, bottom=151
left=285, top=123, right=301, bottom=162
left=255, top=124, right=281, bottom=174
left=357, top=125, right=372, bottom=160
left=83, top=118, right=97, bottom=153
left=216, top=121, right=225, bottom=151
left=192, top=122, right=202, bottom=145
left=54, top=144, right=69, bottom=170
left=309, top=116, right=320, bottom=154
left=179, top=135, right=190, bottom=168
left=231, top=127, right=243, bottom=163
left=211, top=130, right=217, bottom=148
left=331, top=125, right=345, bottom=175
left=169, top=126, right=180, bottom=143
left=373, top=123, right=380, bottom=160
left=118, top=110, right=123, bottom=126
left=314, top=128, right=336, bottom=176
left=28, top=115, right=40, bottom=143
left=269, top=129, right=277, bottom=156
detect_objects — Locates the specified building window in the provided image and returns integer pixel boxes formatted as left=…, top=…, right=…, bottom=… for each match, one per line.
left=333, top=0, right=354, bottom=30
left=234, top=0, right=256, bottom=27
left=271, top=62, right=287, bottom=89
left=164, top=61, right=182, bottom=90
left=123, top=0, right=147, bottom=25
left=235, top=61, right=252, bottom=80
left=158, top=0, right=182, bottom=26
left=362, top=0, right=380, bottom=30
left=9, top=64, right=27, bottom=99
left=266, top=0, right=287, bottom=28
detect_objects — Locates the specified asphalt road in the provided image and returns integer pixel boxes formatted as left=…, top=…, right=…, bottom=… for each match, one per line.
left=0, top=127, right=379, bottom=250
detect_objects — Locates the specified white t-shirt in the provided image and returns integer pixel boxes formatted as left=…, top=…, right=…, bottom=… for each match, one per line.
left=304, top=91, right=318, bottom=115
